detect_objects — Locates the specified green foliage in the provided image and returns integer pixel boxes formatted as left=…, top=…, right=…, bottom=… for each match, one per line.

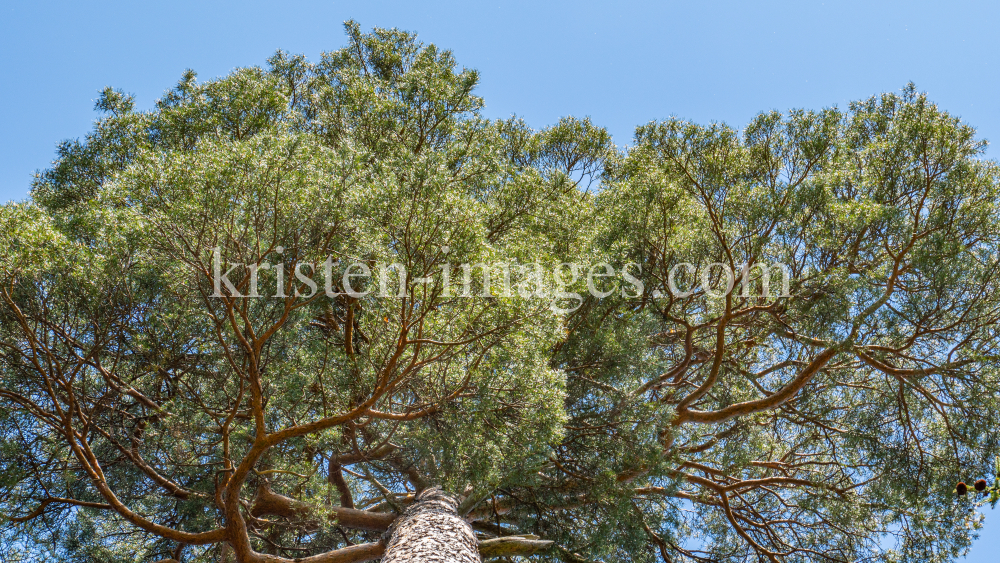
left=1, top=23, right=999, bottom=563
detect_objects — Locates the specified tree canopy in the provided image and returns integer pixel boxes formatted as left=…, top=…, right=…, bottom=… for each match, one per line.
left=2, top=22, right=999, bottom=563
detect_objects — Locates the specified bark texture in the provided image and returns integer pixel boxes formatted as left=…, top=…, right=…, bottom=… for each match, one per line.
left=382, top=488, right=480, bottom=563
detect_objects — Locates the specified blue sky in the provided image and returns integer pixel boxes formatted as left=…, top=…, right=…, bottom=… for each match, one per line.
left=1, top=0, right=998, bottom=559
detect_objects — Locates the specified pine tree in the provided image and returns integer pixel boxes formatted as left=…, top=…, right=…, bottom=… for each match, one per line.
left=2, top=23, right=999, bottom=563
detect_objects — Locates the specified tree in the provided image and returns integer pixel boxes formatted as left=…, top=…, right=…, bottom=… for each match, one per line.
left=1, top=22, right=998, bottom=563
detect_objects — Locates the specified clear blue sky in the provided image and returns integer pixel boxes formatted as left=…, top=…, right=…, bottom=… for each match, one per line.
left=1, top=0, right=998, bottom=559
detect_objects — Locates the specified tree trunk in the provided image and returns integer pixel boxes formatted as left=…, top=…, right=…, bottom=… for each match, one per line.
left=382, top=488, right=480, bottom=563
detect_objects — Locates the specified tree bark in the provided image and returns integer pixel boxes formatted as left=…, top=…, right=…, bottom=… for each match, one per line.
left=382, top=488, right=480, bottom=563
left=247, top=484, right=553, bottom=562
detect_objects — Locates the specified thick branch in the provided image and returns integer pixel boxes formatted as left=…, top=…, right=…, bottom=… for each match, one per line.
left=250, top=483, right=397, bottom=532
left=675, top=346, right=839, bottom=425
left=479, top=536, right=555, bottom=559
